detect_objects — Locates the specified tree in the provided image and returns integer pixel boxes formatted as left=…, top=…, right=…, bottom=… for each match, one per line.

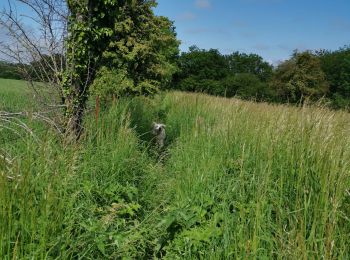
left=173, top=47, right=274, bottom=98
left=1, top=0, right=177, bottom=140
left=64, top=0, right=179, bottom=138
left=91, top=2, right=179, bottom=100
left=173, top=46, right=229, bottom=94
left=177, top=46, right=228, bottom=80
left=223, top=73, right=271, bottom=100
left=225, top=52, right=273, bottom=82
left=272, top=51, right=329, bottom=103
left=317, top=46, right=350, bottom=109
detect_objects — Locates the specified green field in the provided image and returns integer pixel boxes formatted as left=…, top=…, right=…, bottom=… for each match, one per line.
left=0, top=78, right=349, bottom=258
left=0, top=78, right=32, bottom=111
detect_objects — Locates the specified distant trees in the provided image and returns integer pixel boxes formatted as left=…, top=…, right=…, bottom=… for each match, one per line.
left=0, top=61, right=22, bottom=80
left=317, top=46, right=350, bottom=108
left=173, top=46, right=228, bottom=94
left=223, top=73, right=272, bottom=100
left=272, top=51, right=329, bottom=103
left=224, top=52, right=273, bottom=100
left=225, top=52, right=273, bottom=82
left=173, top=46, right=273, bottom=100
left=172, top=46, right=350, bottom=109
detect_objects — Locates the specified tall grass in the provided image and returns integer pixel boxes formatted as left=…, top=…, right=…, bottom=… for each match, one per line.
left=0, top=78, right=37, bottom=111
left=1, top=81, right=349, bottom=258
left=153, top=92, right=350, bottom=258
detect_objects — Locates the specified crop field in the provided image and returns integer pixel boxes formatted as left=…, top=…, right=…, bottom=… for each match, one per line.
left=0, top=78, right=349, bottom=259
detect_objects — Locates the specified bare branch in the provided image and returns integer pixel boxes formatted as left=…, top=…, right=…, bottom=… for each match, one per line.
left=0, top=0, right=69, bottom=139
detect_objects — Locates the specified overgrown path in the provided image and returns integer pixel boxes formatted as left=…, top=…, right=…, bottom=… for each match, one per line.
left=1, top=91, right=349, bottom=259
left=124, top=92, right=350, bottom=259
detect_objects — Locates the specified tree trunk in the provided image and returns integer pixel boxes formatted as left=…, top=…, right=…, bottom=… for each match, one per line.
left=65, top=107, right=84, bottom=141
left=64, top=81, right=89, bottom=142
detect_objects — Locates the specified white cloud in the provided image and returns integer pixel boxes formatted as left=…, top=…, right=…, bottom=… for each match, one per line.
left=195, top=0, right=211, bottom=9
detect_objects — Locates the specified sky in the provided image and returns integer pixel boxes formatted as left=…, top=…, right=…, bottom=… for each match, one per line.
left=0, top=0, right=349, bottom=65
left=154, top=0, right=350, bottom=64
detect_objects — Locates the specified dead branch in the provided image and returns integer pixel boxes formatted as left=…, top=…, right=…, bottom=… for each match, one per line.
left=0, top=0, right=68, bottom=138
left=0, top=109, right=65, bottom=136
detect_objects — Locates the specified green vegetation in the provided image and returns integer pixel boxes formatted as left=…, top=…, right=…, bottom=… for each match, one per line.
left=62, top=0, right=179, bottom=137
left=172, top=45, right=350, bottom=109
left=272, top=51, right=329, bottom=103
left=0, top=0, right=349, bottom=257
left=0, top=0, right=180, bottom=140
left=0, top=79, right=34, bottom=111
left=0, top=62, right=22, bottom=80
left=1, top=80, right=349, bottom=258
left=318, top=46, right=350, bottom=109
left=91, top=4, right=179, bottom=99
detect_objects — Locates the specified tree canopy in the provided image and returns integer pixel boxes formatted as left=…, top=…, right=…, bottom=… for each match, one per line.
left=272, top=51, right=329, bottom=103
left=91, top=0, right=179, bottom=100
left=173, top=46, right=273, bottom=100
left=317, top=46, right=350, bottom=108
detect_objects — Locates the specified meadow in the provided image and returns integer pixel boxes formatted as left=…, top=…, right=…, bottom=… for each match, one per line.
left=0, top=78, right=349, bottom=259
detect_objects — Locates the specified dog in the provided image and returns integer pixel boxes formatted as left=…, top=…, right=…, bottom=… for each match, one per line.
left=152, top=122, right=166, bottom=149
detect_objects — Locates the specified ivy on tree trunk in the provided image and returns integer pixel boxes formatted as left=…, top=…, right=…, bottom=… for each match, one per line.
left=62, top=0, right=179, bottom=140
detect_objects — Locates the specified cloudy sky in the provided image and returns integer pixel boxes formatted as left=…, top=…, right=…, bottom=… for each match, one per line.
left=154, top=0, right=350, bottom=64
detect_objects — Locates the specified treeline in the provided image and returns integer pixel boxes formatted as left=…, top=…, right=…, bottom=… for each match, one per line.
left=1, top=44, right=349, bottom=109
left=0, top=55, right=65, bottom=82
left=0, top=61, right=22, bottom=80
left=172, top=45, right=350, bottom=109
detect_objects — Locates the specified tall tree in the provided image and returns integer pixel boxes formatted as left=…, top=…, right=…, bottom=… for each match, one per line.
left=272, top=51, right=329, bottom=103
left=63, top=0, right=114, bottom=139
left=176, top=46, right=229, bottom=81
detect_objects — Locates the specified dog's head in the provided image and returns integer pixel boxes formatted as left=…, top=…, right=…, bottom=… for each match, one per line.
left=152, top=122, right=166, bottom=134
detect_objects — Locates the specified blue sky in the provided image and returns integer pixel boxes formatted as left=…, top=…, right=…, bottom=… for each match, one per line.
left=154, top=0, right=350, bottom=64
left=1, top=0, right=349, bottom=64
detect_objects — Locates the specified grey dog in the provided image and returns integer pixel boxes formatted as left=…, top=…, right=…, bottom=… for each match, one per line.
left=152, top=122, right=166, bottom=148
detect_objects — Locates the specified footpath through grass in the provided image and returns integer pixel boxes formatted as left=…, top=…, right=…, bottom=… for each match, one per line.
left=0, top=82, right=349, bottom=258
